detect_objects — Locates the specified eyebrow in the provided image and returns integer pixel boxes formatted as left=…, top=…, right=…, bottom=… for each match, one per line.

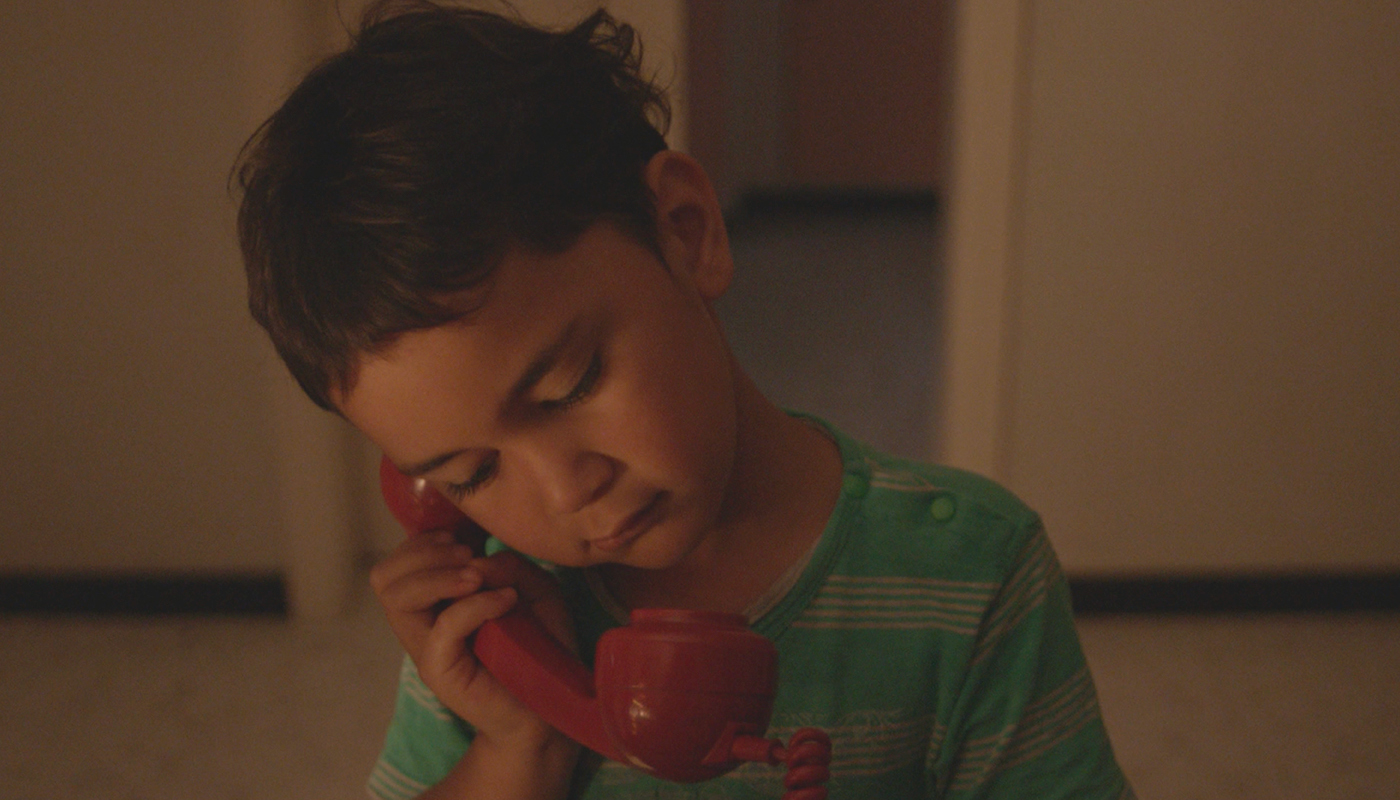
left=394, top=318, right=583, bottom=479
left=396, top=450, right=462, bottom=478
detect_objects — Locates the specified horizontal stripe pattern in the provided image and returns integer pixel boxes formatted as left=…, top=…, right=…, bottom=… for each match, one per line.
left=948, top=666, right=1101, bottom=793
left=399, top=657, right=452, bottom=722
left=866, top=462, right=942, bottom=492
left=784, top=711, right=934, bottom=777
left=367, top=759, right=429, bottom=800
left=971, top=528, right=1060, bottom=665
left=590, top=711, right=940, bottom=791
left=726, top=711, right=940, bottom=793
left=793, top=574, right=997, bottom=635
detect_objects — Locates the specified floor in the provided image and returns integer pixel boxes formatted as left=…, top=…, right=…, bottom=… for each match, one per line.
left=0, top=594, right=402, bottom=800
left=4, top=593, right=1397, bottom=799
left=1082, top=612, right=1400, bottom=799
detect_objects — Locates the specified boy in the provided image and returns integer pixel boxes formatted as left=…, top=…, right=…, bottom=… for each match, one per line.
left=235, top=2, right=1135, bottom=798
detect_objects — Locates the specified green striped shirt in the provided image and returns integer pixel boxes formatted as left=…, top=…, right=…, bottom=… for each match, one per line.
left=369, top=419, right=1134, bottom=799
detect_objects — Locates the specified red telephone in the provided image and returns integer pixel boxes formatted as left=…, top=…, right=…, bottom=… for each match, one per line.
left=379, top=456, right=831, bottom=796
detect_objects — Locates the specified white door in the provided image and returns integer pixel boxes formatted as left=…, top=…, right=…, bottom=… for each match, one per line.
left=942, top=0, right=1400, bottom=574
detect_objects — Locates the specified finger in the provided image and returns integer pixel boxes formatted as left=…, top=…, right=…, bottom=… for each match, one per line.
left=470, top=551, right=560, bottom=602
left=468, top=552, right=574, bottom=649
left=369, top=535, right=478, bottom=595
left=418, top=587, right=519, bottom=686
left=399, top=530, right=480, bottom=566
left=434, top=586, right=519, bottom=641
left=377, top=567, right=483, bottom=665
left=376, top=564, right=484, bottom=614
left=370, top=538, right=486, bottom=662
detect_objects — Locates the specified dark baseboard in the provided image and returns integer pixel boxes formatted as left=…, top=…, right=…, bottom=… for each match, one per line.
left=0, top=573, right=287, bottom=616
left=1068, top=573, right=1400, bottom=614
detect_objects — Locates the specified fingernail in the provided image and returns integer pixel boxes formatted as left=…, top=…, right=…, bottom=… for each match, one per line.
left=459, top=568, right=481, bottom=587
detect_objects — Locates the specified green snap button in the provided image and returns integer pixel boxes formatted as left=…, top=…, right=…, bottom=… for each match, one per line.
left=843, top=474, right=869, bottom=498
left=929, top=495, right=956, bottom=522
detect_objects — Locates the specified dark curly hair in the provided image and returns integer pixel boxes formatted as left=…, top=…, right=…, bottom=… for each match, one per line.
left=234, top=0, right=671, bottom=410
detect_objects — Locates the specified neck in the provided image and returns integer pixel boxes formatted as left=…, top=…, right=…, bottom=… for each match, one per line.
left=601, top=369, right=843, bottom=614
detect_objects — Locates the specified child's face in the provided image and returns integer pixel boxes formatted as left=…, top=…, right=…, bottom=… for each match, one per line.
left=339, top=222, right=739, bottom=570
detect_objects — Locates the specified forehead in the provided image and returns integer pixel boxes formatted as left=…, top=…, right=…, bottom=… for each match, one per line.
left=336, top=224, right=658, bottom=454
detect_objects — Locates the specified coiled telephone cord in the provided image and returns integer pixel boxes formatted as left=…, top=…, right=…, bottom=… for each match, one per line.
left=731, top=728, right=832, bottom=800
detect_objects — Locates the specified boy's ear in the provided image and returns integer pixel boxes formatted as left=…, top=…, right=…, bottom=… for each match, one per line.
left=644, top=150, right=733, bottom=300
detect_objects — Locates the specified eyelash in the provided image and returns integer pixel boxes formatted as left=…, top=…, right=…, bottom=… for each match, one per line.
left=444, top=457, right=497, bottom=500
left=443, top=353, right=604, bottom=499
left=540, top=352, right=603, bottom=412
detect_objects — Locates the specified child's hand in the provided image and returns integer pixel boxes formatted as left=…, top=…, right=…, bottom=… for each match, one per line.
left=370, top=534, right=577, bottom=747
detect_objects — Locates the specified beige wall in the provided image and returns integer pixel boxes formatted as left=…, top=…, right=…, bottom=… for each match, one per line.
left=945, top=0, right=1400, bottom=574
left=0, top=3, right=284, bottom=572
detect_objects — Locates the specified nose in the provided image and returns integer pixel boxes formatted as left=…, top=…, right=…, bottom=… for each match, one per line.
left=520, top=443, right=617, bottom=514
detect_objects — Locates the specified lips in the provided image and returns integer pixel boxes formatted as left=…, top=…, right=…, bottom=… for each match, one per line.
left=590, top=492, right=665, bottom=552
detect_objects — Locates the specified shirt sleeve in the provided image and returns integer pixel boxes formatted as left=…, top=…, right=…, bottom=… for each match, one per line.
left=932, top=524, right=1135, bottom=800
left=366, top=656, right=475, bottom=800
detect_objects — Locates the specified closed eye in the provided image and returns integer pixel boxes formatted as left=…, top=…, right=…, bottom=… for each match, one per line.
left=443, top=455, right=498, bottom=500
left=539, top=352, right=603, bottom=412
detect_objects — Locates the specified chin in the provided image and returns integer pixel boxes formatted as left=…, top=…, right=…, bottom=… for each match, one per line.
left=633, top=530, right=712, bottom=572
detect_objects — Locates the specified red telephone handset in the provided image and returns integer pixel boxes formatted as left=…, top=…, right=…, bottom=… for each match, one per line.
left=379, top=456, right=831, bottom=794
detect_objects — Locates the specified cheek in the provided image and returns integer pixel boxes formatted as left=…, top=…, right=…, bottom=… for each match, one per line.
left=623, top=329, right=736, bottom=480
left=460, top=484, right=552, bottom=553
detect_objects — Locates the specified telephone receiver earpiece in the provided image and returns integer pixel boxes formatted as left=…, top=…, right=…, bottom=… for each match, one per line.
left=378, top=456, right=832, bottom=791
